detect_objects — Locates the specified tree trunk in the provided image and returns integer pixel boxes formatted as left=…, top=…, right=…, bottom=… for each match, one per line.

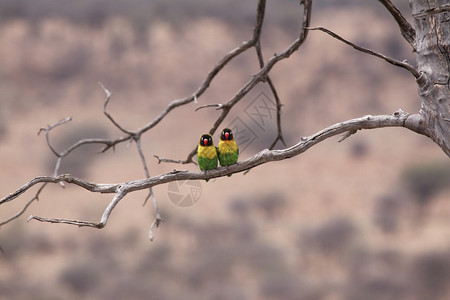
left=411, top=0, right=450, bottom=157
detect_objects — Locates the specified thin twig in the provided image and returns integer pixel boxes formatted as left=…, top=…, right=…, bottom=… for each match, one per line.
left=98, top=188, right=128, bottom=227
left=154, top=155, right=196, bottom=165
left=135, top=137, right=157, bottom=209
left=27, top=215, right=103, bottom=228
left=307, top=26, right=421, bottom=78
left=135, top=137, right=150, bottom=178
left=0, top=183, right=47, bottom=227
left=338, top=129, right=358, bottom=142
left=242, top=40, right=286, bottom=177
left=195, top=104, right=224, bottom=111
left=37, top=117, right=72, bottom=157
left=149, top=214, right=162, bottom=241
left=135, top=136, right=160, bottom=241
left=254, top=40, right=286, bottom=149
left=99, top=82, right=134, bottom=135
left=377, top=0, right=416, bottom=51
left=38, top=117, right=74, bottom=187
left=37, top=116, right=72, bottom=136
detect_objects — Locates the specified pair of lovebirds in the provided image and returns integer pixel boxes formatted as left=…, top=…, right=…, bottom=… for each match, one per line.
left=197, top=128, right=239, bottom=179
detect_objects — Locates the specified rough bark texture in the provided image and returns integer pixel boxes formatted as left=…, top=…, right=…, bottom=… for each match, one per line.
left=411, top=0, right=450, bottom=157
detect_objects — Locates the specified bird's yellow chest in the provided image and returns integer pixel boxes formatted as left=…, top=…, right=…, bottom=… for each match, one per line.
left=218, top=140, right=237, bottom=153
left=197, top=145, right=217, bottom=159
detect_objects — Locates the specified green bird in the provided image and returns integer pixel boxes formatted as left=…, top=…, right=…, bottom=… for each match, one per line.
left=217, top=128, right=239, bottom=176
left=197, top=133, right=218, bottom=182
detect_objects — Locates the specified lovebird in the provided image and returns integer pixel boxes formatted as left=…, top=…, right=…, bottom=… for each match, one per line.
left=217, top=128, right=239, bottom=176
left=197, top=133, right=218, bottom=181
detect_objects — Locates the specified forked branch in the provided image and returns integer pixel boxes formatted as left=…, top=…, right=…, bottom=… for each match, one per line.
left=2, top=110, right=425, bottom=230
left=176, top=0, right=312, bottom=164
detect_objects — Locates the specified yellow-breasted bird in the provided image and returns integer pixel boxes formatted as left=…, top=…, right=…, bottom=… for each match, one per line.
left=197, top=133, right=218, bottom=182
left=217, top=128, right=239, bottom=176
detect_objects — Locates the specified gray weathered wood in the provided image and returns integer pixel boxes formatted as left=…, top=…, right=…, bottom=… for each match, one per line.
left=411, top=0, right=450, bottom=156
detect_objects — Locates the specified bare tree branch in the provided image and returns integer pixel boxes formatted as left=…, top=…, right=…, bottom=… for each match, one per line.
left=2, top=110, right=426, bottom=230
left=378, top=0, right=417, bottom=51
left=99, top=82, right=134, bottom=135
left=0, top=183, right=46, bottom=228
left=338, top=129, right=358, bottom=142
left=254, top=40, right=286, bottom=149
left=100, top=83, right=162, bottom=238
left=136, top=136, right=161, bottom=237
left=194, top=104, right=224, bottom=111
left=27, top=184, right=128, bottom=228
left=38, top=117, right=74, bottom=188
left=130, top=0, right=268, bottom=137
left=164, top=0, right=312, bottom=165
left=38, top=117, right=72, bottom=157
left=149, top=217, right=162, bottom=242
left=307, top=26, right=421, bottom=78
left=153, top=155, right=196, bottom=165
left=27, top=215, right=103, bottom=228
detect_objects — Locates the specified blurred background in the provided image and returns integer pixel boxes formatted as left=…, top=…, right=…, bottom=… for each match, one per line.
left=0, top=0, right=450, bottom=299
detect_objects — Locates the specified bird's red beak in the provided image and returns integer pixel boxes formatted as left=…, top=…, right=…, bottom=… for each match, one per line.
left=225, top=132, right=230, bottom=140
left=203, top=139, right=208, bottom=146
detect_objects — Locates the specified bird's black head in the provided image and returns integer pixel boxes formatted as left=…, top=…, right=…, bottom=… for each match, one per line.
left=199, top=134, right=213, bottom=146
left=220, top=128, right=234, bottom=141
